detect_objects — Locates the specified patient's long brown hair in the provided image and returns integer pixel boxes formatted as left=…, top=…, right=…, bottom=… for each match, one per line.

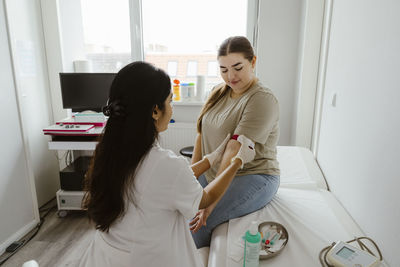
left=82, top=62, right=171, bottom=232
left=196, top=36, right=255, bottom=133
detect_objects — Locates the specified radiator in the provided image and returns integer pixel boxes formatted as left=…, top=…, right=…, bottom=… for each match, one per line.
left=159, top=122, right=197, bottom=156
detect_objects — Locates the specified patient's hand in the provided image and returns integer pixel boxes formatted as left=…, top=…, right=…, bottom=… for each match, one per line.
left=189, top=208, right=211, bottom=233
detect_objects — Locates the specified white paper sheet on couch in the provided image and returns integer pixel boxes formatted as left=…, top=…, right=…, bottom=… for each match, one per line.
left=277, top=146, right=327, bottom=190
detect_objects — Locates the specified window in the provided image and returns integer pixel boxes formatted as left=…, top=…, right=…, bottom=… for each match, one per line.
left=80, top=0, right=131, bottom=72
left=187, top=61, right=198, bottom=77
left=167, top=61, right=178, bottom=77
left=142, top=0, right=248, bottom=91
left=207, top=61, right=218, bottom=77
left=63, top=0, right=254, bottom=86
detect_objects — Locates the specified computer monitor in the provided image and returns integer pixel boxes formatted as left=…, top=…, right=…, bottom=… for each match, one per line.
left=59, top=73, right=116, bottom=112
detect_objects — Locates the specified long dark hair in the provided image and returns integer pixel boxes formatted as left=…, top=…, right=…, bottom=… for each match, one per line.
left=197, top=36, right=255, bottom=133
left=82, top=61, right=171, bottom=232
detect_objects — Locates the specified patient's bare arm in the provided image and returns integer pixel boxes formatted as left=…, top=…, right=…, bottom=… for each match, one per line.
left=216, top=139, right=241, bottom=176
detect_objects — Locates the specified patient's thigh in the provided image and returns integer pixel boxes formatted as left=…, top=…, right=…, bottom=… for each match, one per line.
left=207, top=174, right=279, bottom=227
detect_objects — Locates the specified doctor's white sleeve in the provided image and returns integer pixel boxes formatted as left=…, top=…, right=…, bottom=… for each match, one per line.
left=173, top=160, right=204, bottom=219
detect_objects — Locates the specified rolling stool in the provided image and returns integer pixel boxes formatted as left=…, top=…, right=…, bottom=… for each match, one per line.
left=179, top=146, right=194, bottom=158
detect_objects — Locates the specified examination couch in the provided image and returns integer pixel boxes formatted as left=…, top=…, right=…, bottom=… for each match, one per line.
left=201, top=146, right=374, bottom=267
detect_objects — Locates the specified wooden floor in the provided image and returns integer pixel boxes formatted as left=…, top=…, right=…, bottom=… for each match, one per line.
left=1, top=207, right=94, bottom=267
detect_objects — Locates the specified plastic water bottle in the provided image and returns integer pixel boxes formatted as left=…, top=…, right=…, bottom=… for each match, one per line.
left=180, top=83, right=189, bottom=100
left=243, top=221, right=261, bottom=267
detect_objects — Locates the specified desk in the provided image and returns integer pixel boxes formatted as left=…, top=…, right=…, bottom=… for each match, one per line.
left=47, top=126, right=102, bottom=149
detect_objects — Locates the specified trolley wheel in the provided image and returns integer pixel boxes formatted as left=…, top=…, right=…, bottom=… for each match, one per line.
left=57, top=210, right=68, bottom=218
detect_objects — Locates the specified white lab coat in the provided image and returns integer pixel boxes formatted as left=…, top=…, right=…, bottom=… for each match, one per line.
left=79, top=144, right=204, bottom=267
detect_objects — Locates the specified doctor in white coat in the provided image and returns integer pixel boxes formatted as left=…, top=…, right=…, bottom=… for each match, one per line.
left=78, top=61, right=255, bottom=267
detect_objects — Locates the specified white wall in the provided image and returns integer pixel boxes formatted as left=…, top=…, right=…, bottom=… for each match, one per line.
left=256, top=0, right=305, bottom=145
left=5, top=0, right=60, bottom=206
left=316, top=1, right=400, bottom=265
left=0, top=0, right=39, bottom=253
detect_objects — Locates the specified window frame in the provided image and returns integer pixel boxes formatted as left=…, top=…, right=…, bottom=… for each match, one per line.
left=129, top=0, right=144, bottom=61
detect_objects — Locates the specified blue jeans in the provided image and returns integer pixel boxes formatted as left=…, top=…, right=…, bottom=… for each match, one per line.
left=191, top=173, right=280, bottom=248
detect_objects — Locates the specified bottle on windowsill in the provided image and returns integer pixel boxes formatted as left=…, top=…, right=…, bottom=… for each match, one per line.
left=173, top=79, right=181, bottom=102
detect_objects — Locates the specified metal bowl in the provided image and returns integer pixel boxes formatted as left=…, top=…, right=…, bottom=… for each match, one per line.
left=258, top=221, right=289, bottom=260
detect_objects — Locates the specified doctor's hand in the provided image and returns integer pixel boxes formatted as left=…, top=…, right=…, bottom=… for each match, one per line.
left=189, top=208, right=211, bottom=233
left=204, top=134, right=231, bottom=167
left=231, top=135, right=256, bottom=169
